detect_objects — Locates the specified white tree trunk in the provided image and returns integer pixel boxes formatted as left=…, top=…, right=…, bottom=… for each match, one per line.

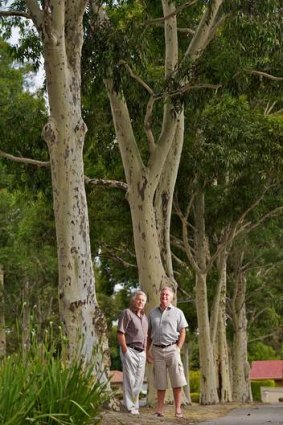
left=231, top=269, right=252, bottom=402
left=211, top=248, right=232, bottom=402
left=0, top=265, right=6, bottom=358
left=24, top=0, right=110, bottom=381
left=195, top=271, right=219, bottom=404
left=155, top=113, right=184, bottom=279
left=182, top=342, right=192, bottom=404
left=103, top=0, right=224, bottom=405
left=194, top=192, right=219, bottom=404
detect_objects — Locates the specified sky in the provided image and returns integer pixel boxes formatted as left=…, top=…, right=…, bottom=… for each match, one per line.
left=8, top=26, right=45, bottom=93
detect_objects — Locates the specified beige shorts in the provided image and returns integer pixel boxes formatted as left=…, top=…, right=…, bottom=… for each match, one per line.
left=152, top=344, right=187, bottom=390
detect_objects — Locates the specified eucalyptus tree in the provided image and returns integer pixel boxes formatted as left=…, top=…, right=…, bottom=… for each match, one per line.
left=166, top=0, right=283, bottom=402
left=0, top=2, right=111, bottom=379
left=81, top=0, right=283, bottom=403
left=84, top=0, right=225, bottom=404
left=173, top=92, right=283, bottom=402
left=228, top=222, right=283, bottom=402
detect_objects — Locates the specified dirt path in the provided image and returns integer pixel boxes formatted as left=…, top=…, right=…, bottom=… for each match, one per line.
left=100, top=403, right=243, bottom=425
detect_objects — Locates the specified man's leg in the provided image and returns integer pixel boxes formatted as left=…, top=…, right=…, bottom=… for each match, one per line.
left=156, top=389, right=166, bottom=415
left=132, top=352, right=146, bottom=410
left=121, top=349, right=139, bottom=412
left=173, top=387, right=182, bottom=416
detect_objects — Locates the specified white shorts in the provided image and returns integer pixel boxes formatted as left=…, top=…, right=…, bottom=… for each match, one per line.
left=152, top=344, right=187, bottom=390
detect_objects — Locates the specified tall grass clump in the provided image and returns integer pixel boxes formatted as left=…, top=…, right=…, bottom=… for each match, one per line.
left=0, top=354, right=36, bottom=425
left=0, top=325, right=110, bottom=425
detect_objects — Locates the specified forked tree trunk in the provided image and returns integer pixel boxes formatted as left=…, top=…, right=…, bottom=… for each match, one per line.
left=105, top=2, right=181, bottom=406
left=105, top=78, right=180, bottom=405
left=103, top=0, right=224, bottom=405
left=0, top=265, right=6, bottom=359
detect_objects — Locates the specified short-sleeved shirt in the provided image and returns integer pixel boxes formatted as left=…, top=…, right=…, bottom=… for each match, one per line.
left=148, top=305, right=188, bottom=346
left=117, top=308, right=148, bottom=349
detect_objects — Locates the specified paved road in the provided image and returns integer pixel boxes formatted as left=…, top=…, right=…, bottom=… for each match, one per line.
left=198, top=404, right=283, bottom=425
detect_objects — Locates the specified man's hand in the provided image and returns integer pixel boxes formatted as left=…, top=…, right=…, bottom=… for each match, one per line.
left=147, top=351, right=154, bottom=363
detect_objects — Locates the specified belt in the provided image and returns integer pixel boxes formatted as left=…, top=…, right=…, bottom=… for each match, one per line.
left=127, top=345, right=144, bottom=353
left=153, top=342, right=177, bottom=349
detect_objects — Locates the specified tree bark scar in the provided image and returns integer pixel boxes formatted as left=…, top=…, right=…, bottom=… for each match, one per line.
left=92, top=306, right=107, bottom=337
left=69, top=299, right=87, bottom=311
left=137, top=175, right=148, bottom=201
left=162, top=191, right=169, bottom=217
left=42, top=119, right=58, bottom=146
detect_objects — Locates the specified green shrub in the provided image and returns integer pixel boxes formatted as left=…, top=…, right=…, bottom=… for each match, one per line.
left=0, top=350, right=110, bottom=425
left=189, top=370, right=200, bottom=393
left=190, top=392, right=200, bottom=403
left=249, top=342, right=278, bottom=361
left=251, top=380, right=275, bottom=401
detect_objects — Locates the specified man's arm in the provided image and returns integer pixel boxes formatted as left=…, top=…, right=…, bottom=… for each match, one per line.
left=176, top=328, right=186, bottom=350
left=146, top=334, right=153, bottom=363
left=117, top=331, right=128, bottom=354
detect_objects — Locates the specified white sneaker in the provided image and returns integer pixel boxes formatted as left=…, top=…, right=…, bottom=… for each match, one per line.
left=129, top=409, right=139, bottom=415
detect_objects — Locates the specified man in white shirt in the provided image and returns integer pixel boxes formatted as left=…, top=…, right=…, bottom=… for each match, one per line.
left=147, top=286, right=188, bottom=419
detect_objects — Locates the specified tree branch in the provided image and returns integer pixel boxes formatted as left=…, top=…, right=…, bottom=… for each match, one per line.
left=0, top=150, right=129, bottom=192
left=174, top=200, right=200, bottom=274
left=118, top=60, right=154, bottom=96
left=84, top=176, right=128, bottom=191
left=249, top=330, right=281, bottom=343
left=184, top=0, right=224, bottom=61
left=0, top=10, right=31, bottom=19
left=172, top=251, right=192, bottom=274
left=0, top=150, right=49, bottom=167
left=118, top=62, right=157, bottom=153
left=144, top=96, right=156, bottom=153
left=146, top=0, right=198, bottom=25
left=155, top=82, right=221, bottom=102
left=245, top=69, right=283, bottom=81
left=100, top=243, right=137, bottom=269
left=25, top=0, right=44, bottom=30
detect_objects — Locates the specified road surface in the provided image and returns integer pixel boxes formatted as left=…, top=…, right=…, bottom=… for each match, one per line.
left=198, top=404, right=283, bottom=425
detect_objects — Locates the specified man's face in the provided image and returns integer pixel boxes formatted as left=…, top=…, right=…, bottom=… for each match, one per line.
left=133, top=294, right=146, bottom=311
left=160, top=288, right=173, bottom=308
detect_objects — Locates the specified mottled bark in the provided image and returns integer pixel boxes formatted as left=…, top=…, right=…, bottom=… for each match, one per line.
left=104, top=0, right=224, bottom=405
left=155, top=114, right=184, bottom=279
left=231, top=261, right=252, bottom=402
left=183, top=342, right=192, bottom=404
left=210, top=246, right=232, bottom=402
left=23, top=0, right=110, bottom=382
left=194, top=192, right=219, bottom=404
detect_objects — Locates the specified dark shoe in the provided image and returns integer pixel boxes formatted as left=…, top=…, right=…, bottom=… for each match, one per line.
left=153, top=412, right=164, bottom=417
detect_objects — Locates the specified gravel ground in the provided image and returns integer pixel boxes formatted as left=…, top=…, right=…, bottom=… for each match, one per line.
left=99, top=403, right=244, bottom=425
